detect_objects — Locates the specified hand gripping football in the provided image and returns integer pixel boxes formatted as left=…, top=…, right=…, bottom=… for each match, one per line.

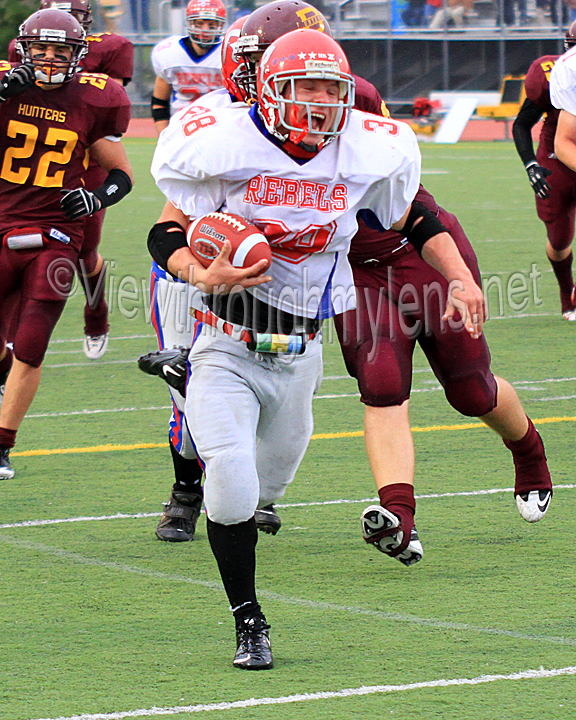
left=187, top=212, right=272, bottom=272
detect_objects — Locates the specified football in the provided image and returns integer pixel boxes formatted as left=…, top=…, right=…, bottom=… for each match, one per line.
left=186, top=212, right=272, bottom=272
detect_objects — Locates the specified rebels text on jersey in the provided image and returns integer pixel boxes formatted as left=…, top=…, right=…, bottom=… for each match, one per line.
left=8, top=32, right=134, bottom=83
left=151, top=35, right=223, bottom=111
left=0, top=65, right=130, bottom=248
left=524, top=55, right=559, bottom=155
left=152, top=104, right=420, bottom=319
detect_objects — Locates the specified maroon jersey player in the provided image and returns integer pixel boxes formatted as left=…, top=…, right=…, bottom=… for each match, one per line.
left=0, top=9, right=133, bottom=480
left=8, top=0, right=135, bottom=359
left=333, top=84, right=552, bottom=565
left=512, top=23, right=576, bottom=321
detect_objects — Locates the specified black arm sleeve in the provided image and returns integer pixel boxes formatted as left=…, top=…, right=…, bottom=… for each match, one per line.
left=512, top=98, right=545, bottom=166
left=402, top=201, right=448, bottom=255
left=147, top=220, right=188, bottom=272
left=92, top=168, right=132, bottom=209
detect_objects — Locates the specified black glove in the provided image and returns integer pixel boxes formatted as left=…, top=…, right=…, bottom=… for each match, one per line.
left=525, top=161, right=552, bottom=199
left=60, top=188, right=102, bottom=220
left=0, top=63, right=36, bottom=101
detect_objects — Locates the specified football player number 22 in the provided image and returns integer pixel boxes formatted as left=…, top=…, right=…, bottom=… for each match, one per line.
left=0, top=120, right=78, bottom=187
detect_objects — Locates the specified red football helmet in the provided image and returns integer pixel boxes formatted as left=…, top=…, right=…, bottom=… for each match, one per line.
left=565, top=20, right=576, bottom=51
left=221, top=16, right=249, bottom=101
left=16, top=9, right=88, bottom=84
left=257, top=29, right=354, bottom=148
left=39, top=0, right=92, bottom=32
left=185, top=0, right=226, bottom=48
left=234, top=0, right=331, bottom=101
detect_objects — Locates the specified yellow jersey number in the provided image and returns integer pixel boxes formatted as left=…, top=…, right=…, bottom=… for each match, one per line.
left=0, top=120, right=78, bottom=188
left=541, top=60, right=556, bottom=83
left=79, top=73, right=108, bottom=90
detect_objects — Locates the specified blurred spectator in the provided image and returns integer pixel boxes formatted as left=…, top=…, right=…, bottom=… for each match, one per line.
left=429, top=0, right=474, bottom=28
left=502, top=0, right=528, bottom=25
left=402, top=0, right=428, bottom=26
left=129, top=0, right=151, bottom=31
left=97, top=0, right=123, bottom=31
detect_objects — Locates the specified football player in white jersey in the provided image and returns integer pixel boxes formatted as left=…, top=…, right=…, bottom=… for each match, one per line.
left=140, top=17, right=246, bottom=544
left=141, top=3, right=333, bottom=544
left=149, top=29, right=485, bottom=670
left=150, top=0, right=226, bottom=135
left=550, top=44, right=576, bottom=174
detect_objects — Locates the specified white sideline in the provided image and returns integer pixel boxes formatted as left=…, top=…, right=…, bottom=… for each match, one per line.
left=28, top=665, right=576, bottom=720
left=2, top=484, right=575, bottom=530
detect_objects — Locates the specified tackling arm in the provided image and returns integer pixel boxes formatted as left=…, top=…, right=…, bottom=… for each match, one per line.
left=392, top=203, right=486, bottom=338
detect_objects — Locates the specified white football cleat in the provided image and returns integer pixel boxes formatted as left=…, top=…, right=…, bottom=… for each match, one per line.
left=0, top=447, right=14, bottom=480
left=83, top=332, right=109, bottom=360
left=515, top=489, right=552, bottom=523
left=563, top=287, right=576, bottom=320
left=361, top=505, right=423, bottom=566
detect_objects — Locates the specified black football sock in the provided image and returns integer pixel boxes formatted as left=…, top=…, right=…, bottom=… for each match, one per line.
left=169, top=440, right=203, bottom=496
left=206, top=516, right=259, bottom=612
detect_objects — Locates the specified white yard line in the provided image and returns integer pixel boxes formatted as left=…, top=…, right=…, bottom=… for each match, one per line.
left=2, top=484, right=575, bottom=531
left=1, top=533, right=574, bottom=650
left=26, top=665, right=576, bottom=720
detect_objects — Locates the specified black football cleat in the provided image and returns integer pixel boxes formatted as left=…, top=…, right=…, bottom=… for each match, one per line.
left=0, top=446, right=14, bottom=480
left=137, top=347, right=190, bottom=397
left=254, top=504, right=282, bottom=535
left=155, top=491, right=202, bottom=542
left=233, top=612, right=273, bottom=670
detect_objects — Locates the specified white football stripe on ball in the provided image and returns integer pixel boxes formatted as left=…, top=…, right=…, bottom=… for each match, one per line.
left=232, top=233, right=268, bottom=268
left=186, top=217, right=201, bottom=245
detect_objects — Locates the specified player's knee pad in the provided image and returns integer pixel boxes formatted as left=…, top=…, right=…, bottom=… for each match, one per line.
left=443, top=371, right=498, bottom=417
left=203, top=451, right=260, bottom=525
left=356, top=338, right=410, bottom=407
left=13, top=299, right=66, bottom=367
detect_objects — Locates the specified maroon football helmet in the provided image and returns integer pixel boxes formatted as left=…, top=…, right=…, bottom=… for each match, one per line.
left=234, top=0, right=332, bottom=100
left=39, top=0, right=92, bottom=32
left=16, top=9, right=88, bottom=84
left=565, top=20, right=576, bottom=52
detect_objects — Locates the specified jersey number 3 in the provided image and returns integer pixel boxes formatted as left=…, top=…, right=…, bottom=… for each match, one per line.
left=0, top=120, right=78, bottom=187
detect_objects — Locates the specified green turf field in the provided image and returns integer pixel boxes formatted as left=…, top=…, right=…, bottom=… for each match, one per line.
left=1, top=140, right=575, bottom=720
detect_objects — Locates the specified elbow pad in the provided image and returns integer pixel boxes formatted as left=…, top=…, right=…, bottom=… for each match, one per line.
left=151, top=94, right=170, bottom=122
left=147, top=220, right=188, bottom=271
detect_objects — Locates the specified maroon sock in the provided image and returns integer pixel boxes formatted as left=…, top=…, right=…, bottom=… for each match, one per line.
left=0, top=346, right=13, bottom=376
left=0, top=427, right=17, bottom=449
left=548, top=253, right=574, bottom=311
left=378, top=483, right=416, bottom=553
left=81, top=265, right=109, bottom=336
left=503, top=418, right=552, bottom=496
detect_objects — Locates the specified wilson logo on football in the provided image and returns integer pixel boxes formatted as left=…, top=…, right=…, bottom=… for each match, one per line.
left=199, top=223, right=226, bottom=242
